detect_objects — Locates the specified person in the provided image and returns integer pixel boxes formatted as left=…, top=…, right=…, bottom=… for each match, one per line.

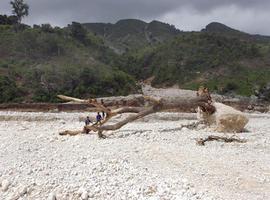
left=85, top=116, right=91, bottom=126
left=102, top=111, right=106, bottom=119
left=96, top=112, right=102, bottom=124
left=100, top=99, right=106, bottom=119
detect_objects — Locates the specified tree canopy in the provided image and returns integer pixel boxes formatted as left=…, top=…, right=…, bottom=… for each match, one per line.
left=10, top=0, right=29, bottom=23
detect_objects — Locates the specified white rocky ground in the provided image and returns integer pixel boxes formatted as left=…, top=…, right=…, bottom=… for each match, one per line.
left=0, top=111, right=269, bottom=200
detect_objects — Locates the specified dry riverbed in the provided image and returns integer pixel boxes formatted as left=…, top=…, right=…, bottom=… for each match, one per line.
left=0, top=111, right=269, bottom=200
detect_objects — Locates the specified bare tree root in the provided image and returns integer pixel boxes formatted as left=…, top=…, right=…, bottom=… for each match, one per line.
left=196, top=135, right=247, bottom=146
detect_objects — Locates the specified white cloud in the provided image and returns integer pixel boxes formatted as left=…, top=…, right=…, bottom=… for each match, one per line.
left=0, top=0, right=270, bottom=35
left=159, top=5, right=270, bottom=35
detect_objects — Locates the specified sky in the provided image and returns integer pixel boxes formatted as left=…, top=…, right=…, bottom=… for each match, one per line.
left=1, top=0, right=270, bottom=35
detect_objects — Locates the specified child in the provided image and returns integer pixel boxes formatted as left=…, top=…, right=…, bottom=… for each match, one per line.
left=85, top=116, right=91, bottom=126
left=96, top=112, right=102, bottom=124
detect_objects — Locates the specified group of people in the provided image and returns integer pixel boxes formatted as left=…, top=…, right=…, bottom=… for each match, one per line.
left=85, top=111, right=106, bottom=126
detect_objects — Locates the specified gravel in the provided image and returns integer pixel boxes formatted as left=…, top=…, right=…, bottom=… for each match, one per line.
left=0, top=111, right=269, bottom=200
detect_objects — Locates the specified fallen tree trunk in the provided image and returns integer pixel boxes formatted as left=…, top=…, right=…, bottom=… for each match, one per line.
left=197, top=102, right=249, bottom=132
left=58, top=94, right=211, bottom=138
left=57, top=86, right=249, bottom=138
left=1, top=85, right=268, bottom=112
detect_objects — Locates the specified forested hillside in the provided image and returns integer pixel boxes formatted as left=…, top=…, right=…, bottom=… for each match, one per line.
left=0, top=22, right=136, bottom=103
left=116, top=31, right=270, bottom=96
left=1, top=16, right=270, bottom=102
left=83, top=19, right=181, bottom=54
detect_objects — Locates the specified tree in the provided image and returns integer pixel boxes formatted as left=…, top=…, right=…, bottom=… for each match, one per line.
left=0, top=14, right=18, bottom=25
left=0, top=15, right=8, bottom=25
left=10, top=0, right=29, bottom=23
left=41, top=23, right=54, bottom=33
left=0, top=76, right=22, bottom=103
left=69, top=22, right=87, bottom=42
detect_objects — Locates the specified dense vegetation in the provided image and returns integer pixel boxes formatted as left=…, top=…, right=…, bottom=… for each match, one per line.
left=1, top=16, right=270, bottom=103
left=116, top=32, right=270, bottom=96
left=0, top=22, right=136, bottom=103
left=83, top=19, right=181, bottom=54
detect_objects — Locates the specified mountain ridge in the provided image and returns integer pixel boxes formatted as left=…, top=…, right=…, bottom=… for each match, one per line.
left=202, top=22, right=270, bottom=42
left=83, top=19, right=181, bottom=53
left=1, top=18, right=270, bottom=102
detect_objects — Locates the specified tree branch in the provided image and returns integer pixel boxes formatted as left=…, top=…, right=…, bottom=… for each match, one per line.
left=196, top=135, right=247, bottom=146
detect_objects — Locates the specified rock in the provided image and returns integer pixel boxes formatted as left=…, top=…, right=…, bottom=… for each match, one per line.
left=6, top=192, right=19, bottom=200
left=17, top=185, right=27, bottom=196
left=6, top=186, right=27, bottom=200
left=2, top=179, right=10, bottom=192
left=94, top=187, right=101, bottom=194
left=78, top=187, right=89, bottom=199
left=77, top=187, right=86, bottom=195
left=182, top=178, right=188, bottom=183
left=59, top=120, right=66, bottom=124
left=47, top=192, right=57, bottom=200
left=197, top=124, right=206, bottom=130
left=81, top=191, right=89, bottom=200
left=27, top=186, right=34, bottom=194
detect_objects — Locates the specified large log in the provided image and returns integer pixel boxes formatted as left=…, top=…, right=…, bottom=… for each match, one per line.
left=57, top=93, right=210, bottom=137
left=57, top=85, right=251, bottom=137
left=0, top=85, right=268, bottom=112
left=142, top=85, right=269, bottom=112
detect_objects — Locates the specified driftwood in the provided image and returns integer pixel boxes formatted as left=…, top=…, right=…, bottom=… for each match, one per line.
left=57, top=93, right=211, bottom=138
left=160, top=121, right=206, bottom=132
left=57, top=86, right=249, bottom=138
left=196, top=135, right=247, bottom=146
left=197, top=102, right=249, bottom=132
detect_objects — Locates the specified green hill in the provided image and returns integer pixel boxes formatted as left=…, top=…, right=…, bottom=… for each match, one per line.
left=202, top=22, right=270, bottom=43
left=1, top=19, right=270, bottom=103
left=117, top=31, right=270, bottom=96
left=0, top=23, right=136, bottom=103
left=83, top=19, right=181, bottom=54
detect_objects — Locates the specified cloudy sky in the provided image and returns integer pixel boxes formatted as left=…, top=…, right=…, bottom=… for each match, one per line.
left=1, top=0, right=270, bottom=35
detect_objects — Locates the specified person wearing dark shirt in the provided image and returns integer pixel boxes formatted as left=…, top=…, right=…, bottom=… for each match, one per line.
left=96, top=112, right=102, bottom=124
left=85, top=116, right=91, bottom=126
